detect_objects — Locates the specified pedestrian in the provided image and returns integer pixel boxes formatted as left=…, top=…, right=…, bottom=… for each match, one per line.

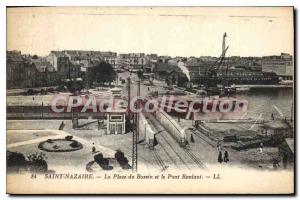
left=190, top=134, right=195, bottom=143
left=59, top=121, right=65, bottom=130
left=217, top=141, right=221, bottom=151
left=92, top=143, right=96, bottom=154
left=218, top=151, right=223, bottom=163
left=224, top=151, right=229, bottom=162
left=185, top=140, right=189, bottom=146
left=259, top=142, right=263, bottom=153
left=97, top=120, right=101, bottom=130
left=273, top=159, right=279, bottom=169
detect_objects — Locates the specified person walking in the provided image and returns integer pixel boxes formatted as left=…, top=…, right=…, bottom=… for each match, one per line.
left=97, top=120, right=101, bottom=130
left=218, top=151, right=223, bottom=163
left=59, top=121, right=65, bottom=130
left=92, top=143, right=96, bottom=154
left=217, top=141, right=221, bottom=151
left=273, top=159, right=279, bottom=169
left=259, top=142, right=263, bottom=153
left=190, top=134, right=195, bottom=143
left=224, top=151, right=229, bottom=162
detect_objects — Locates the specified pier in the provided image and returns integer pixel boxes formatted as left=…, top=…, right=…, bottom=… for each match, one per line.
left=234, top=84, right=292, bottom=89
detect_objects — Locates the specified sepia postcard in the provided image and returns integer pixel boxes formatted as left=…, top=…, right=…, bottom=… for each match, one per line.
left=6, top=6, right=294, bottom=194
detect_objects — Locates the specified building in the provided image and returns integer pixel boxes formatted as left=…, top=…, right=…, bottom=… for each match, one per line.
left=143, top=54, right=158, bottom=73
left=278, top=138, right=294, bottom=166
left=106, top=106, right=126, bottom=134
left=100, top=51, right=117, bottom=68
left=117, top=54, right=131, bottom=70
left=46, top=51, right=67, bottom=71
left=7, top=51, right=52, bottom=88
left=185, top=58, right=212, bottom=83
left=153, top=62, right=189, bottom=87
left=7, top=51, right=59, bottom=88
left=259, top=119, right=293, bottom=138
left=57, top=57, right=81, bottom=81
left=7, top=51, right=37, bottom=88
left=262, top=53, right=293, bottom=80
left=116, top=53, right=148, bottom=72
left=129, top=53, right=147, bottom=72
left=31, top=58, right=57, bottom=87
left=158, top=56, right=172, bottom=64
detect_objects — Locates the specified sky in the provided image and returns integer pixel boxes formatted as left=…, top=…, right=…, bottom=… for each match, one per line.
left=7, top=7, right=294, bottom=57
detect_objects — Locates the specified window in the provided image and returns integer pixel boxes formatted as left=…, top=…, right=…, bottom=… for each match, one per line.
left=110, top=115, right=123, bottom=121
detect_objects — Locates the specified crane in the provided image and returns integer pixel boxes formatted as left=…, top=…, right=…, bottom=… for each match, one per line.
left=203, top=32, right=230, bottom=94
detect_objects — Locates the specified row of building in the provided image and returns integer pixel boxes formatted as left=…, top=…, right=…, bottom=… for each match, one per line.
left=153, top=53, right=293, bottom=87
left=7, top=50, right=293, bottom=89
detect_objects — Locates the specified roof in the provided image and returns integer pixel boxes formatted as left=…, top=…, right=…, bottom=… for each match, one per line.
left=285, top=138, right=294, bottom=153
left=285, top=138, right=294, bottom=154
left=261, top=120, right=290, bottom=130
left=111, top=87, right=122, bottom=92
left=70, top=60, right=82, bottom=67
left=32, top=60, right=54, bottom=72
left=50, top=51, right=66, bottom=57
left=155, top=63, right=181, bottom=73
left=186, top=59, right=214, bottom=67
left=7, top=54, right=24, bottom=62
left=106, top=104, right=127, bottom=113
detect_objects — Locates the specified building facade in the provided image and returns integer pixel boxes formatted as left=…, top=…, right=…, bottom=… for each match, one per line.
left=262, top=53, right=293, bottom=80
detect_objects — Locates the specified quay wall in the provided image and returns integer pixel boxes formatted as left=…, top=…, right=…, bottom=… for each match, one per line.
left=7, top=105, right=106, bottom=120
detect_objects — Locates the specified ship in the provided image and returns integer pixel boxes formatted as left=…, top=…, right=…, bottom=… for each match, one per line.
left=197, top=33, right=279, bottom=95
left=217, top=69, right=279, bottom=85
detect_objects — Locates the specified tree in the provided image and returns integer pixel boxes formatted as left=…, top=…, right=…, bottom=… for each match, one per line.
left=65, top=79, right=84, bottom=94
left=88, top=61, right=116, bottom=87
left=32, top=55, right=38, bottom=59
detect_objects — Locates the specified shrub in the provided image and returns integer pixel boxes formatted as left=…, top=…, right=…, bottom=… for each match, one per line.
left=7, top=151, right=28, bottom=171
left=102, top=165, right=113, bottom=170
left=114, top=150, right=125, bottom=160
left=47, top=87, right=55, bottom=93
left=29, top=159, right=48, bottom=173
left=40, top=89, right=47, bottom=95
left=70, top=141, right=80, bottom=148
left=65, top=136, right=73, bottom=141
left=101, top=158, right=109, bottom=166
left=94, top=153, right=104, bottom=163
left=114, top=150, right=131, bottom=169
left=27, top=152, right=48, bottom=173
left=26, top=89, right=38, bottom=95
left=93, top=153, right=113, bottom=170
left=118, top=157, right=129, bottom=165
left=7, top=151, right=49, bottom=173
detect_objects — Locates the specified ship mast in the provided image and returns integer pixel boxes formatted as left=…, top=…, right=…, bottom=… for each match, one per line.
left=222, top=32, right=227, bottom=57
left=204, top=32, right=229, bottom=89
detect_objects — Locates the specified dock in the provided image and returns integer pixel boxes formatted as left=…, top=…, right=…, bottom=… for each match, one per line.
left=234, top=84, right=292, bottom=89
